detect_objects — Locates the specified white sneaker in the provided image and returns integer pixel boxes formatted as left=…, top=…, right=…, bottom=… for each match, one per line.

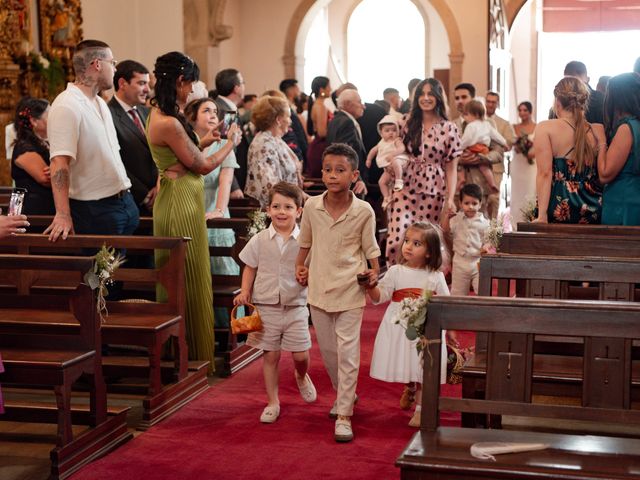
left=295, top=372, right=317, bottom=403
left=393, top=179, right=404, bottom=191
left=334, top=418, right=353, bottom=442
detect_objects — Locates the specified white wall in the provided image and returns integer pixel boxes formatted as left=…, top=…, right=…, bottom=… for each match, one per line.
left=509, top=0, right=537, bottom=123
left=82, top=0, right=184, bottom=75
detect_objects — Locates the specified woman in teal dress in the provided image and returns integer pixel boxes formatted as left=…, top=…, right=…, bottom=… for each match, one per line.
left=533, top=76, right=602, bottom=224
left=185, top=97, right=240, bottom=327
left=597, top=73, right=640, bottom=226
left=146, top=52, right=240, bottom=373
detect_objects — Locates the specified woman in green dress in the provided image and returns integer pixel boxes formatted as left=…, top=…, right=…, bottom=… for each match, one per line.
left=597, top=73, right=640, bottom=226
left=533, top=76, right=602, bottom=224
left=184, top=97, right=240, bottom=327
left=147, top=52, right=240, bottom=372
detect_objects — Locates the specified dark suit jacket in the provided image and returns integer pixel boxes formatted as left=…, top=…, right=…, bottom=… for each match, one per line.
left=327, top=110, right=368, bottom=180
left=586, top=86, right=604, bottom=124
left=107, top=97, right=157, bottom=214
left=358, top=102, right=387, bottom=183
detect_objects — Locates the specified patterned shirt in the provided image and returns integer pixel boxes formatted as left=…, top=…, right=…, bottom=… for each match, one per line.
left=244, top=130, right=300, bottom=207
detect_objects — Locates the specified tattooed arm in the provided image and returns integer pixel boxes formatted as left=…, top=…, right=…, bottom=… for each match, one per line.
left=150, top=111, right=240, bottom=175
left=43, top=155, right=74, bottom=241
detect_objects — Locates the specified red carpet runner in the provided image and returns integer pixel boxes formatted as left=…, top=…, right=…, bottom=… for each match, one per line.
left=71, top=302, right=468, bottom=480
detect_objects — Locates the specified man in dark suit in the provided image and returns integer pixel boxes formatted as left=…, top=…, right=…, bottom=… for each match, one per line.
left=357, top=101, right=386, bottom=184
left=327, top=89, right=368, bottom=181
left=107, top=60, right=157, bottom=216
left=562, top=61, right=604, bottom=124
left=209, top=68, right=247, bottom=190
left=279, top=78, right=308, bottom=166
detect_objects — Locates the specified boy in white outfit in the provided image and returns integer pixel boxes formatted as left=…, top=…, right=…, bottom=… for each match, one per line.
left=443, top=183, right=489, bottom=297
left=458, top=100, right=507, bottom=193
left=234, top=182, right=316, bottom=424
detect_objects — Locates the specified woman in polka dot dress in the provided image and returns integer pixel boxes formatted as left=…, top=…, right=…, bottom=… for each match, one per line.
left=386, top=78, right=461, bottom=266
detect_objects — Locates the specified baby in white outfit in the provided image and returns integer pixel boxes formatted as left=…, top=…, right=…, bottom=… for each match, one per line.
left=366, top=115, right=409, bottom=209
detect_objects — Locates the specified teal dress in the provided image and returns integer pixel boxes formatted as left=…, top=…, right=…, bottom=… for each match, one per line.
left=547, top=148, right=602, bottom=224
left=203, top=141, right=240, bottom=327
left=602, top=117, right=640, bottom=226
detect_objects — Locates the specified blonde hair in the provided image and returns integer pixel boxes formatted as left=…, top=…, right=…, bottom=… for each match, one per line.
left=251, top=95, right=289, bottom=131
left=553, top=77, right=594, bottom=172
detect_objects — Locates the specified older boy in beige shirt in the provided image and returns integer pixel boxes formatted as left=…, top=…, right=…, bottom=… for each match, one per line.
left=296, top=143, right=380, bottom=443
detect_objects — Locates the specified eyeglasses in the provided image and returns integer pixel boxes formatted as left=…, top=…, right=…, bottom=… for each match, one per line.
left=96, top=58, right=118, bottom=67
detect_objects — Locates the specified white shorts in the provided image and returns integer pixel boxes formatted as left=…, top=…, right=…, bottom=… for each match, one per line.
left=246, top=304, right=311, bottom=352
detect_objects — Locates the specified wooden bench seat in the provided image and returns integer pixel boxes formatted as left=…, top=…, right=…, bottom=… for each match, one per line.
left=396, top=296, right=640, bottom=480
left=517, top=222, right=640, bottom=236
left=0, top=254, right=131, bottom=479
left=0, top=234, right=207, bottom=429
left=500, top=231, right=640, bottom=257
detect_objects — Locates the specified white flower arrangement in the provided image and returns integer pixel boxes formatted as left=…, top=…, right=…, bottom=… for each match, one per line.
left=520, top=198, right=537, bottom=223
left=246, top=209, right=268, bottom=239
left=483, top=213, right=506, bottom=253
left=394, top=290, right=433, bottom=352
left=84, top=245, right=126, bottom=323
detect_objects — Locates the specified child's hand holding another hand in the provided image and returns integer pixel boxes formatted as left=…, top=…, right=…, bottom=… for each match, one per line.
left=295, top=265, right=309, bottom=286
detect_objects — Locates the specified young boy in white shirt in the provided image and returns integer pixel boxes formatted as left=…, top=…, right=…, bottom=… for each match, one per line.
left=443, top=183, right=490, bottom=297
left=234, top=182, right=316, bottom=424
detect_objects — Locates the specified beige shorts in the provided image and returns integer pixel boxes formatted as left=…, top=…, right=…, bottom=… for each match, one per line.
left=246, top=304, right=311, bottom=352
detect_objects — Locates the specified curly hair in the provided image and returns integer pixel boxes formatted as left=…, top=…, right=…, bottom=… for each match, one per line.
left=404, top=78, right=448, bottom=154
left=251, top=95, right=289, bottom=132
left=553, top=76, right=593, bottom=172
left=13, top=96, right=49, bottom=149
left=151, top=51, right=200, bottom=145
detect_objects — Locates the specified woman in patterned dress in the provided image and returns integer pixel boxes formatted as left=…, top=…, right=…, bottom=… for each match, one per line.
left=146, top=52, right=240, bottom=372
left=533, top=76, right=602, bottom=224
left=244, top=95, right=303, bottom=207
left=385, top=78, right=461, bottom=265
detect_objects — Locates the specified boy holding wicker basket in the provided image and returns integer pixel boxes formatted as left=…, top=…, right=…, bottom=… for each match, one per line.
left=233, top=182, right=316, bottom=424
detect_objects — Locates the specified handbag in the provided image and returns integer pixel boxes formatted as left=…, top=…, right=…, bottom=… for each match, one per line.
left=230, top=303, right=263, bottom=335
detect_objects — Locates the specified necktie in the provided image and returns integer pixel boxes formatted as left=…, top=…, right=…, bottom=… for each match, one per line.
left=128, top=109, right=145, bottom=134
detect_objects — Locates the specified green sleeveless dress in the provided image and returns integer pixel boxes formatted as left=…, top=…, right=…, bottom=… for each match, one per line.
left=148, top=134, right=215, bottom=373
left=602, top=117, right=640, bottom=226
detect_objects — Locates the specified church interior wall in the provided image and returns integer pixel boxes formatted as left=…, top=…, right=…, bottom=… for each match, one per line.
left=82, top=0, right=184, bottom=79
left=509, top=0, right=537, bottom=123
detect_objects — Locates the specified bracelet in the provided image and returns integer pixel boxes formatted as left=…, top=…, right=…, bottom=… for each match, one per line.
left=598, top=143, right=608, bottom=150
left=214, top=208, right=224, bottom=214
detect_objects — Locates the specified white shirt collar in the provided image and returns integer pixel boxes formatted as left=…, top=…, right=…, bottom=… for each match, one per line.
left=219, top=95, right=237, bottom=111
left=114, top=94, right=136, bottom=113
left=268, top=223, right=300, bottom=240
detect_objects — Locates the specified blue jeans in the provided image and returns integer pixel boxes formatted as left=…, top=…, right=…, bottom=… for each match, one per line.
left=70, top=191, right=140, bottom=235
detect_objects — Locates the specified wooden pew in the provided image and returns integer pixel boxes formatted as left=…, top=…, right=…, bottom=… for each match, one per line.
left=463, top=253, right=640, bottom=426
left=500, top=231, right=640, bottom=257
left=206, top=216, right=262, bottom=376
left=0, top=234, right=206, bottom=430
left=518, top=222, right=640, bottom=236
left=396, top=296, right=640, bottom=480
left=20, top=216, right=264, bottom=377
left=0, top=254, right=131, bottom=479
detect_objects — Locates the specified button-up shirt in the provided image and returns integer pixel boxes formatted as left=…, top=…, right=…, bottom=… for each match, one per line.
left=298, top=191, right=381, bottom=312
left=450, top=210, right=489, bottom=259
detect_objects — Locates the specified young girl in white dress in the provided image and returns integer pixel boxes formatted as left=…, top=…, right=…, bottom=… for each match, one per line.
left=368, top=221, right=450, bottom=427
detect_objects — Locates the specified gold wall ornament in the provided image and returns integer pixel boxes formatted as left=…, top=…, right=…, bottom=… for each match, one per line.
left=0, top=0, right=30, bottom=60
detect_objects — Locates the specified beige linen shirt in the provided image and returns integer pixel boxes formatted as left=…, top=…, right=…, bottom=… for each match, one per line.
left=450, top=211, right=490, bottom=259
left=298, top=191, right=381, bottom=312
left=488, top=114, right=516, bottom=175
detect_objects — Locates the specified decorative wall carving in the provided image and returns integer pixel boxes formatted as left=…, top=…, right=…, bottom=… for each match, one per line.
left=209, top=0, right=233, bottom=46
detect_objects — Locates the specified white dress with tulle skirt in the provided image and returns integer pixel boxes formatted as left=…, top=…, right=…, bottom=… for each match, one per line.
left=370, top=265, right=449, bottom=384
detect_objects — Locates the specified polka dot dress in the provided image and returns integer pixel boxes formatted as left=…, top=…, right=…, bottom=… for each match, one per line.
left=386, top=119, right=461, bottom=265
